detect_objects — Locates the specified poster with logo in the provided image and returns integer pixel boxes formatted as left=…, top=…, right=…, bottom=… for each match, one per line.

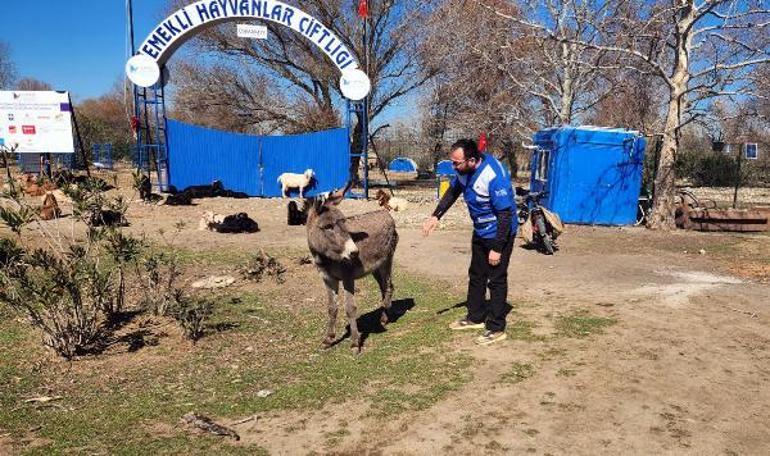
left=0, top=91, right=75, bottom=153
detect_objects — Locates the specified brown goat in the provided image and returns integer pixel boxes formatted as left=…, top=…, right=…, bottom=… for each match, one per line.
left=374, top=188, right=408, bottom=212
left=306, top=183, right=398, bottom=353
left=39, top=192, right=61, bottom=220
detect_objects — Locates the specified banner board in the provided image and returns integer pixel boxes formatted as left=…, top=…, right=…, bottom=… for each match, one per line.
left=0, top=91, right=75, bottom=154
left=237, top=24, right=268, bottom=39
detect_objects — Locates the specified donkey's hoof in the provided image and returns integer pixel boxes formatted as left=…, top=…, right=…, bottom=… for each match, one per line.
left=322, top=335, right=336, bottom=348
left=351, top=345, right=363, bottom=356
left=380, top=311, right=389, bottom=325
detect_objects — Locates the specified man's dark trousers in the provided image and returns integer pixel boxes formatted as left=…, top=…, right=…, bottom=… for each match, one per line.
left=466, top=233, right=515, bottom=332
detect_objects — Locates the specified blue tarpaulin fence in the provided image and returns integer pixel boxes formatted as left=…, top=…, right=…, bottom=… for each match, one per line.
left=166, top=120, right=350, bottom=197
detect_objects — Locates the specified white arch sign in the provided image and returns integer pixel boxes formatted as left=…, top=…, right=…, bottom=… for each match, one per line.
left=126, top=0, right=368, bottom=99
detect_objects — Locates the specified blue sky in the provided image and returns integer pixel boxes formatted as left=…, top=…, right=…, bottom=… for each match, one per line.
left=0, top=0, right=169, bottom=102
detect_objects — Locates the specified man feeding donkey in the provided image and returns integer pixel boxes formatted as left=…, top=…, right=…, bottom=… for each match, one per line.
left=423, top=139, right=518, bottom=346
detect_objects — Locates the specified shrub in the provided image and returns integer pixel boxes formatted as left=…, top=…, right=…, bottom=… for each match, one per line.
left=690, top=152, right=737, bottom=187
left=172, top=296, right=213, bottom=342
left=139, top=250, right=182, bottom=316
left=0, top=173, right=146, bottom=358
left=104, top=230, right=143, bottom=318
left=0, top=242, right=110, bottom=358
left=242, top=250, right=286, bottom=283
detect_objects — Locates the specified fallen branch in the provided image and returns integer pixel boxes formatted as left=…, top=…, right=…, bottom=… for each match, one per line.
left=23, top=396, right=62, bottom=404
left=230, top=415, right=257, bottom=426
left=180, top=413, right=240, bottom=441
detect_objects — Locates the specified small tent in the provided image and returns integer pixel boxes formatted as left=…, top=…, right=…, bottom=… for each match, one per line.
left=388, top=157, right=418, bottom=173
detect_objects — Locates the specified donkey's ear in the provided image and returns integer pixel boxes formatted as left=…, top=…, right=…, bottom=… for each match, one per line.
left=324, top=191, right=345, bottom=207
left=310, top=196, right=325, bottom=213
left=324, top=181, right=352, bottom=207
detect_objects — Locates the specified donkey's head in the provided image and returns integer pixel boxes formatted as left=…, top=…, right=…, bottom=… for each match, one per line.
left=306, top=182, right=359, bottom=261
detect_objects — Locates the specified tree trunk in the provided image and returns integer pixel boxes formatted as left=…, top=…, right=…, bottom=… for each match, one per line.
left=647, top=1, right=694, bottom=230
left=647, top=108, right=678, bottom=230
left=559, top=42, right=575, bottom=125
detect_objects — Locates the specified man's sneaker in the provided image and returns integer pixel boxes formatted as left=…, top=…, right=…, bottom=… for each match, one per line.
left=475, top=330, right=507, bottom=345
left=449, top=318, right=485, bottom=330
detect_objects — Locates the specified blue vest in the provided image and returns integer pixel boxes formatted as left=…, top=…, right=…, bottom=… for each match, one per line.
left=450, top=154, right=517, bottom=238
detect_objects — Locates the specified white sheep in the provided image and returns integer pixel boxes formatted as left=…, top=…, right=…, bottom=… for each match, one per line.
left=277, top=169, right=315, bottom=198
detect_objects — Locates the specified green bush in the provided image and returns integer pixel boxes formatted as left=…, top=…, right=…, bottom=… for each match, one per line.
left=690, top=152, right=737, bottom=186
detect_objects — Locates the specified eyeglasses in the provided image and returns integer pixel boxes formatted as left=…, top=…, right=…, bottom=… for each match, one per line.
left=451, top=158, right=473, bottom=167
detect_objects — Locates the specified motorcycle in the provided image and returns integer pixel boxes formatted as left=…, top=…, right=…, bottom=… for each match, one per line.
left=515, top=188, right=563, bottom=255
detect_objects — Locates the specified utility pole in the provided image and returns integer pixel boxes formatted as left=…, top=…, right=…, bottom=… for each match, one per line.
left=733, top=144, right=742, bottom=209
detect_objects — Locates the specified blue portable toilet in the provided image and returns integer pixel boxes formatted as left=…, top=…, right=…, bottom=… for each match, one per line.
left=530, top=126, right=646, bottom=225
left=388, top=157, right=418, bottom=173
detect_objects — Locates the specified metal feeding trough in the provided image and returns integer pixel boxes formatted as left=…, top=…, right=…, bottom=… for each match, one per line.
left=675, top=191, right=769, bottom=232
left=682, top=208, right=770, bottom=232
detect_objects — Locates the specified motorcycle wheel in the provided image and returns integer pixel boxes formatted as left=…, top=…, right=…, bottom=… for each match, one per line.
left=517, top=207, right=529, bottom=225
left=535, top=216, right=555, bottom=255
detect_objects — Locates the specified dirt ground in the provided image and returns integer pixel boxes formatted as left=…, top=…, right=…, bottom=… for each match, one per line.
left=4, top=173, right=770, bottom=455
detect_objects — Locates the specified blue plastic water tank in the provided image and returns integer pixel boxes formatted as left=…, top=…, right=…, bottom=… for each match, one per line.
left=530, top=126, right=646, bottom=225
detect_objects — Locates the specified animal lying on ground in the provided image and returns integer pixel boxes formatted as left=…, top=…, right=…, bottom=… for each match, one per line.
left=165, top=180, right=249, bottom=205
left=278, top=169, right=314, bottom=198
left=306, top=182, right=399, bottom=353
left=19, top=174, right=57, bottom=197
left=198, top=211, right=225, bottom=230
left=374, top=189, right=408, bottom=212
left=89, top=209, right=126, bottom=227
left=198, top=211, right=259, bottom=233
left=39, top=192, right=61, bottom=220
left=287, top=200, right=308, bottom=226
left=164, top=191, right=193, bottom=206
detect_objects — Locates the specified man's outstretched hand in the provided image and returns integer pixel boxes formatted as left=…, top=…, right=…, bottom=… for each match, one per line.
left=422, top=216, right=439, bottom=236
left=488, top=250, right=501, bottom=266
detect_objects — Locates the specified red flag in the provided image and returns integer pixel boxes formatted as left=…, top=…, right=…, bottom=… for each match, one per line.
left=478, top=132, right=488, bottom=153
left=358, top=0, right=369, bottom=19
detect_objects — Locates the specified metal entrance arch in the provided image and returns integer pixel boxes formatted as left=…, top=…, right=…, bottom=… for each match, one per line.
left=127, top=0, right=369, bottom=195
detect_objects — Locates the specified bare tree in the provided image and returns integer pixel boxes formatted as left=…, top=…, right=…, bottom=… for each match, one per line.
left=170, top=62, right=308, bottom=134
left=479, top=0, right=770, bottom=229
left=76, top=81, right=135, bottom=161
left=587, top=71, right=666, bottom=133
left=0, top=41, right=15, bottom=89
left=418, top=0, right=535, bottom=163
left=15, top=78, right=53, bottom=91
left=486, top=0, right=624, bottom=126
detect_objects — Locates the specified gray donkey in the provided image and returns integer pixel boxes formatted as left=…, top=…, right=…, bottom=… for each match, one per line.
left=306, top=183, right=398, bottom=353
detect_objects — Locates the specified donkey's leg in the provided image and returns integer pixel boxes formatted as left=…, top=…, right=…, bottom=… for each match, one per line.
left=342, top=277, right=361, bottom=353
left=322, top=275, right=339, bottom=347
left=373, top=256, right=395, bottom=325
